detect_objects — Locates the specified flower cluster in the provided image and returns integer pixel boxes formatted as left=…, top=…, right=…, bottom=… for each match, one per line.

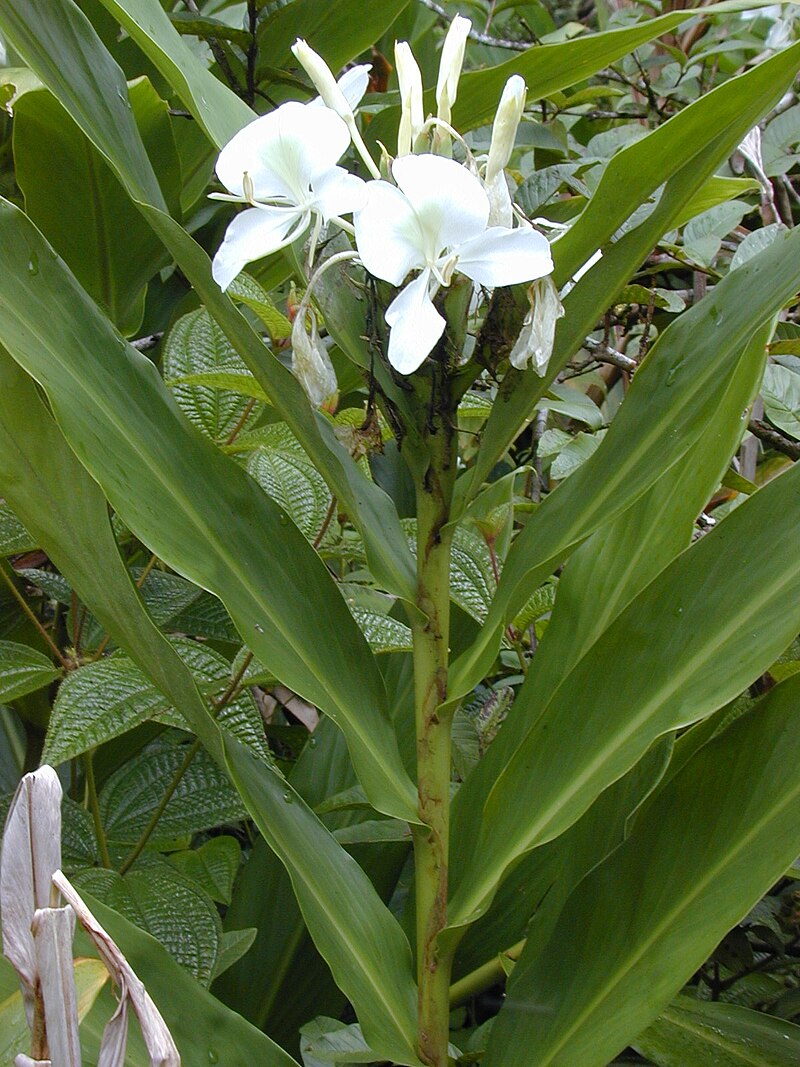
left=211, top=17, right=560, bottom=394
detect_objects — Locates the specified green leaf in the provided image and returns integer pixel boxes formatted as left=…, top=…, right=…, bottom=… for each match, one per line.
left=95, top=0, right=253, bottom=147
left=99, top=739, right=247, bottom=845
left=683, top=201, right=748, bottom=266
left=169, top=835, right=241, bottom=905
left=483, top=674, right=800, bottom=1066
left=458, top=42, right=800, bottom=511
left=224, top=736, right=421, bottom=1067
left=78, top=890, right=302, bottom=1066
left=163, top=307, right=264, bottom=441
left=257, top=0, right=410, bottom=82
left=73, top=855, right=223, bottom=985
left=228, top=272, right=292, bottom=340
left=245, top=424, right=335, bottom=543
left=350, top=607, right=413, bottom=655
left=450, top=217, right=800, bottom=702
left=367, top=1, right=776, bottom=149
left=212, top=926, right=258, bottom=980
left=449, top=457, right=800, bottom=935
left=636, top=996, right=800, bottom=1066
left=0, top=502, right=35, bottom=557
left=0, top=639, right=59, bottom=701
left=762, top=363, right=800, bottom=441
left=0, top=202, right=417, bottom=823
left=0, top=0, right=417, bottom=609
left=44, top=639, right=270, bottom=765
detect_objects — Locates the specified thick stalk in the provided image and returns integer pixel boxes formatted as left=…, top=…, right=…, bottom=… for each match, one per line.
left=412, top=414, right=457, bottom=1067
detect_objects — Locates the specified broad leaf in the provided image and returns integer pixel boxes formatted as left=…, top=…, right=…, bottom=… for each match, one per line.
left=0, top=503, right=35, bottom=557
left=484, top=674, right=800, bottom=1066
left=98, top=739, right=246, bottom=845
left=0, top=639, right=59, bottom=702
left=43, top=640, right=270, bottom=765
left=457, top=41, right=800, bottom=509
left=95, top=0, right=253, bottom=147
left=163, top=307, right=264, bottom=441
left=169, top=835, right=241, bottom=905
left=762, top=363, right=800, bottom=441
left=74, top=856, right=223, bottom=985
left=224, top=736, right=421, bottom=1067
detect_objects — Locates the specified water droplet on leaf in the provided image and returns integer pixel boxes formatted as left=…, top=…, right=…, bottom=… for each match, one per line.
left=282, top=791, right=293, bottom=803
left=254, top=623, right=264, bottom=633
left=208, top=1049, right=219, bottom=1064
left=27, top=253, right=39, bottom=276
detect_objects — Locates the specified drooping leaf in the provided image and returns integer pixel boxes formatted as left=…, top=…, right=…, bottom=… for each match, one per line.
left=77, top=890, right=301, bottom=1066
left=94, top=0, right=253, bottom=147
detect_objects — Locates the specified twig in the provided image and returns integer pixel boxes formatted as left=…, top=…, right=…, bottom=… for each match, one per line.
left=183, top=0, right=242, bottom=95
left=0, top=565, right=70, bottom=669
left=748, top=419, right=800, bottom=461
left=84, top=751, right=112, bottom=869
left=417, top=0, right=532, bottom=50
left=130, top=332, right=164, bottom=352
left=581, top=336, right=638, bottom=372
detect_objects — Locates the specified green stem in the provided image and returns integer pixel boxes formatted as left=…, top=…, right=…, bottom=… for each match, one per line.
left=449, top=939, right=526, bottom=1008
left=0, top=563, right=69, bottom=669
left=412, top=410, right=458, bottom=1067
left=84, top=750, right=112, bottom=869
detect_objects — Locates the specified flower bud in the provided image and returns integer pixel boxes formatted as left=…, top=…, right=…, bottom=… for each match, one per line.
left=292, top=307, right=338, bottom=409
left=510, top=276, right=564, bottom=375
left=395, top=41, right=424, bottom=157
left=435, top=14, right=471, bottom=127
left=486, top=75, right=526, bottom=184
left=291, top=38, right=353, bottom=122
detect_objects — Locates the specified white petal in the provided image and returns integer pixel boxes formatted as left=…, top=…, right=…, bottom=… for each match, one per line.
left=392, top=155, right=489, bottom=257
left=311, top=166, right=366, bottom=219
left=1, top=767, right=62, bottom=994
left=212, top=206, right=305, bottom=291
left=32, top=906, right=81, bottom=1067
left=216, top=101, right=349, bottom=202
left=354, top=180, right=425, bottom=285
left=52, top=872, right=180, bottom=1067
left=337, top=65, right=371, bottom=110
left=510, top=276, right=564, bottom=373
left=15, top=1058, right=51, bottom=1066
left=385, top=269, right=445, bottom=374
left=456, top=226, right=553, bottom=287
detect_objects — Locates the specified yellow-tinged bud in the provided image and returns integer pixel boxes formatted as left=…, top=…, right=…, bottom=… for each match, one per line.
left=395, top=41, right=424, bottom=156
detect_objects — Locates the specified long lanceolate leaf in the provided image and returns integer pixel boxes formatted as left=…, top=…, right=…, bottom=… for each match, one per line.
left=448, top=455, right=800, bottom=934
left=0, top=199, right=416, bottom=825
left=95, top=0, right=252, bottom=147
left=366, top=0, right=780, bottom=150
left=450, top=317, right=770, bottom=962
left=225, top=739, right=421, bottom=1067
left=0, top=352, right=220, bottom=759
left=458, top=41, right=800, bottom=506
left=449, top=212, right=800, bottom=700
left=0, top=0, right=417, bottom=607
left=483, top=674, right=800, bottom=1067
